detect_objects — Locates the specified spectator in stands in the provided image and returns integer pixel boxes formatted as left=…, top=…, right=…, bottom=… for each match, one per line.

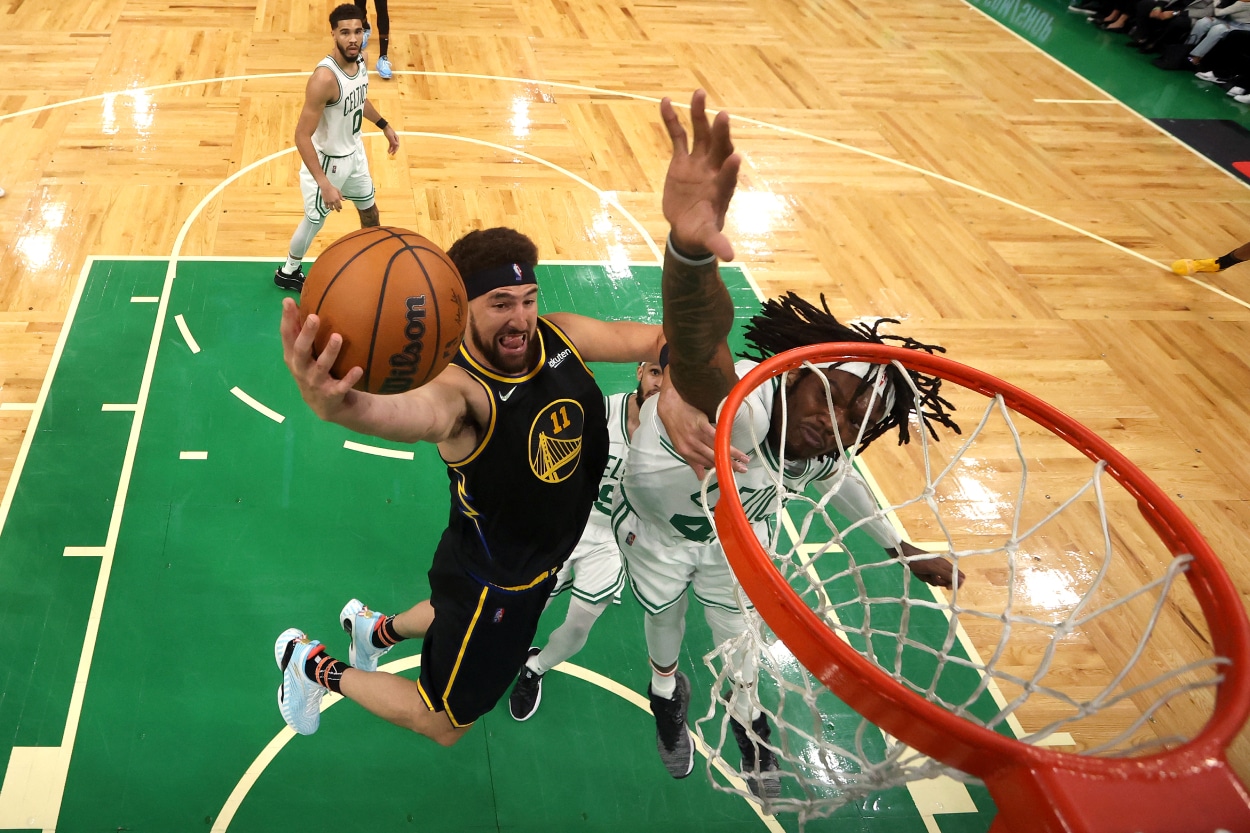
left=1128, top=0, right=1208, bottom=51
left=1188, top=0, right=1250, bottom=68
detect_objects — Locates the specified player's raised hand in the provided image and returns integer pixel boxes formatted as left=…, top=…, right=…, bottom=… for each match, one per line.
left=280, top=297, right=363, bottom=419
left=660, top=89, right=741, bottom=262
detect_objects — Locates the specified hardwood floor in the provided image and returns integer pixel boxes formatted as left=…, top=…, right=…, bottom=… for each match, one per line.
left=1, top=0, right=1248, bottom=818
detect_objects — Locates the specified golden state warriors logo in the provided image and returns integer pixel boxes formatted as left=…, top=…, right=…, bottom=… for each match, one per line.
left=529, top=399, right=584, bottom=483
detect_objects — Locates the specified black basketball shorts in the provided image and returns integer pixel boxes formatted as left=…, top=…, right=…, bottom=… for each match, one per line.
left=418, top=550, right=558, bottom=727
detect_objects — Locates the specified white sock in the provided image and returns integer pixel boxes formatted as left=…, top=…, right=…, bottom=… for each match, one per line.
left=650, top=669, right=677, bottom=699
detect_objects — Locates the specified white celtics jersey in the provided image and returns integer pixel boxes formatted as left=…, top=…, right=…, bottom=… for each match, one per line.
left=587, top=391, right=633, bottom=529
left=312, top=56, right=368, bottom=157
left=620, top=360, right=840, bottom=546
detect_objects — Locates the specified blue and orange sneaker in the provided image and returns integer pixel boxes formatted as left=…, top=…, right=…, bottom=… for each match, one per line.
left=275, top=628, right=326, bottom=735
left=340, top=598, right=392, bottom=672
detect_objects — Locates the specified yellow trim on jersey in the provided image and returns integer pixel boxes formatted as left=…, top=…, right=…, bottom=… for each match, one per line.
left=444, top=372, right=496, bottom=468
left=456, top=322, right=549, bottom=384
left=541, top=316, right=595, bottom=377
left=442, top=586, right=491, bottom=728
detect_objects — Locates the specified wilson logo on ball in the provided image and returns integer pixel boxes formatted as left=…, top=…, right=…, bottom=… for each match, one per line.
left=300, top=227, right=467, bottom=395
left=378, top=295, right=429, bottom=394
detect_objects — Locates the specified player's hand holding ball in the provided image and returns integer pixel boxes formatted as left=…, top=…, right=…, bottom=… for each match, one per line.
left=281, top=227, right=468, bottom=417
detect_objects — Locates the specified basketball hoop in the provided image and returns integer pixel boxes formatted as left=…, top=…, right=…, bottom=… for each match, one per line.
left=709, top=343, right=1250, bottom=832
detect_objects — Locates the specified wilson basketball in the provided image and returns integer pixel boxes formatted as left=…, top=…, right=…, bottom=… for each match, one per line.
left=300, top=227, right=468, bottom=394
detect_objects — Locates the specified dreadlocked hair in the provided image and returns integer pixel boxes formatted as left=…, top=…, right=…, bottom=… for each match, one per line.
left=740, top=292, right=960, bottom=450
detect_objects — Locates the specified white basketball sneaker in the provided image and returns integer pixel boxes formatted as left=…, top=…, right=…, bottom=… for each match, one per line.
left=274, top=628, right=326, bottom=736
left=340, top=598, right=392, bottom=672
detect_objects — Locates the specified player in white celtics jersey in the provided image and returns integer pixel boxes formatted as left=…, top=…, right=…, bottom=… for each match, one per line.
left=616, top=90, right=965, bottom=797
left=274, top=4, right=400, bottom=292
left=507, top=362, right=664, bottom=721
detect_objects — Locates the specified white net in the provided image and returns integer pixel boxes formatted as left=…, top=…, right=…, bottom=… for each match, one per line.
left=694, top=357, right=1230, bottom=826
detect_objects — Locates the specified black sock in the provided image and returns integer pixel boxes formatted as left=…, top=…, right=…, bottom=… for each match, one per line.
left=1217, top=251, right=1243, bottom=270
left=371, top=615, right=404, bottom=649
left=304, top=647, right=349, bottom=694
left=380, top=35, right=389, bottom=58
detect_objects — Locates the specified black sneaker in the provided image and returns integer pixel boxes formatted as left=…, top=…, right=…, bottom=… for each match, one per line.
left=509, top=647, right=543, bottom=721
left=730, top=713, right=782, bottom=799
left=648, top=670, right=694, bottom=778
left=274, top=266, right=305, bottom=292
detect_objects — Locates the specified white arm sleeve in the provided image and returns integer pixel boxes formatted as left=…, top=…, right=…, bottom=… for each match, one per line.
left=811, top=465, right=903, bottom=550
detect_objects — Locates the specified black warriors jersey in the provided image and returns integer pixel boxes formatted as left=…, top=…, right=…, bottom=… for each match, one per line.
left=442, top=317, right=609, bottom=588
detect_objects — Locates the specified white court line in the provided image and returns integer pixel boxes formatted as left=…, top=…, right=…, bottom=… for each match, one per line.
left=179, top=451, right=208, bottom=460
left=130, top=296, right=159, bottom=303
left=0, top=403, right=35, bottom=411
left=62, top=547, right=107, bottom=558
left=343, top=440, right=414, bottom=460
left=211, top=656, right=784, bottom=833
left=100, top=403, right=137, bottom=412
left=229, top=387, right=285, bottom=424
left=174, top=314, right=200, bottom=354
left=0, top=257, right=94, bottom=538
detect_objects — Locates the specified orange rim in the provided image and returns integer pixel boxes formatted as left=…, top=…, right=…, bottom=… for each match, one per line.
left=713, top=343, right=1250, bottom=794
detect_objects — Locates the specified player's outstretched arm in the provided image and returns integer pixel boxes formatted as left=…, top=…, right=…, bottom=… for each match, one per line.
left=542, top=314, right=664, bottom=364
left=811, top=468, right=963, bottom=589
left=659, top=90, right=743, bottom=421
left=279, top=298, right=469, bottom=444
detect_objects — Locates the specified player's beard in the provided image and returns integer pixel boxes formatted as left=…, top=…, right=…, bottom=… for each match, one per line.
left=336, top=43, right=359, bottom=63
left=469, top=319, right=538, bottom=375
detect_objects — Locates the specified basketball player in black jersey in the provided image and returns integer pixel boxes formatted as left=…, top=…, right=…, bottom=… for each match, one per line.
left=275, top=224, right=667, bottom=745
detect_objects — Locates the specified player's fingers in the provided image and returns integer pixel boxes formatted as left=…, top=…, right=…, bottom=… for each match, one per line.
left=660, top=97, right=689, bottom=157
left=337, top=365, right=364, bottom=392
left=689, top=89, right=710, bottom=153
left=279, top=297, right=299, bottom=350
left=706, top=229, right=735, bottom=263
left=716, top=154, right=742, bottom=202
left=292, top=312, right=319, bottom=363
left=708, top=108, right=734, bottom=164
left=680, top=440, right=716, bottom=472
left=315, top=332, right=344, bottom=375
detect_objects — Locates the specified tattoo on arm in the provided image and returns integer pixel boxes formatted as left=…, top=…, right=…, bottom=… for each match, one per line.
left=662, top=248, right=737, bottom=419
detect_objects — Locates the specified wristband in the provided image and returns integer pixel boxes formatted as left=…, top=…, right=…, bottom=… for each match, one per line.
left=375, top=118, right=389, bottom=130
left=666, top=233, right=716, bottom=266
left=658, top=343, right=670, bottom=370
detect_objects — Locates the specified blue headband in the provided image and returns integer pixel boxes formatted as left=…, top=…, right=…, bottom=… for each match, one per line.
left=464, top=262, right=538, bottom=300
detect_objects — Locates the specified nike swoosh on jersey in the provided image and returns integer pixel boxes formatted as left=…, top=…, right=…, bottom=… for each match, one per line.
left=498, top=387, right=518, bottom=401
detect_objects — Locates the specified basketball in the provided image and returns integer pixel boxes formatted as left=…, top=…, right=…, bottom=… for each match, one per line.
left=300, top=227, right=468, bottom=394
